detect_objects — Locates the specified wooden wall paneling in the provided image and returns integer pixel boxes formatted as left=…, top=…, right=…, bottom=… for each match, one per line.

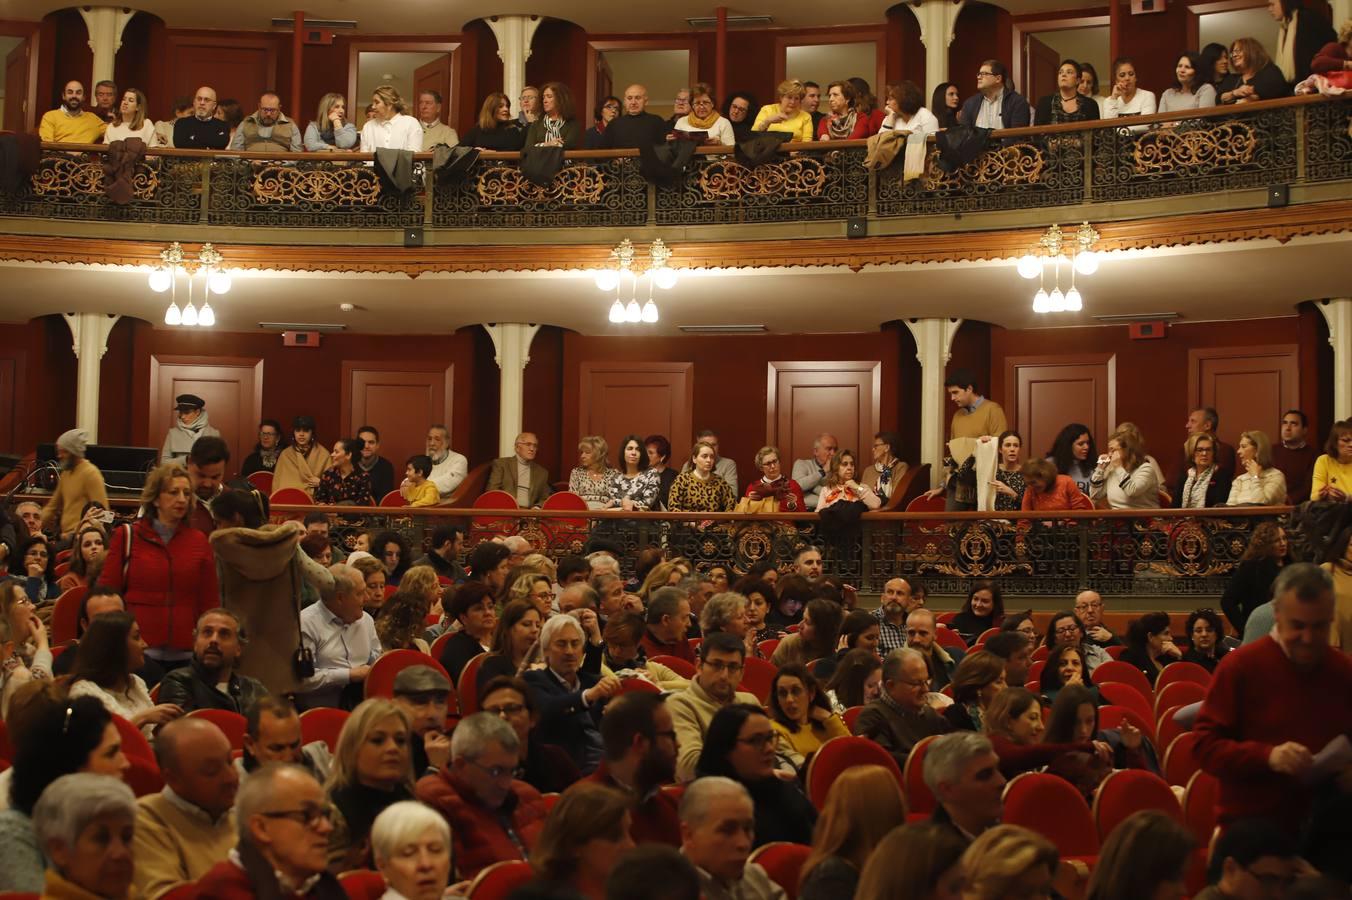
left=1005, top=354, right=1116, bottom=462
left=148, top=355, right=263, bottom=470
left=578, top=362, right=694, bottom=469
left=165, top=34, right=278, bottom=114
left=0, top=355, right=19, bottom=452
left=1187, top=345, right=1299, bottom=450
left=583, top=38, right=699, bottom=134
left=766, top=361, right=882, bottom=467
left=340, top=362, right=455, bottom=482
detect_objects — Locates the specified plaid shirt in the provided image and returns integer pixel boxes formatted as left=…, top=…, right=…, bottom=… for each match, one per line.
left=872, top=606, right=908, bottom=654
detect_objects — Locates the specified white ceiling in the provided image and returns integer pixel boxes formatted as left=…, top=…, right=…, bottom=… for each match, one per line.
left=1, top=231, right=1347, bottom=336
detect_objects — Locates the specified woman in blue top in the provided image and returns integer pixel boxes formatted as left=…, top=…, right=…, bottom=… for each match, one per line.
left=304, top=92, right=358, bottom=151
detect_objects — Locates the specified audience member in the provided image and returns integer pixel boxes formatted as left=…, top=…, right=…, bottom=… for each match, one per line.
left=39, top=80, right=106, bottom=143
left=477, top=597, right=543, bottom=686
left=465, top=539, right=511, bottom=598
left=906, top=607, right=963, bottom=690
left=463, top=91, right=526, bottom=150
left=606, top=434, right=658, bottom=510
left=723, top=91, right=759, bottom=142
left=1192, top=817, right=1306, bottom=900
left=599, top=83, right=667, bottom=149
left=479, top=675, right=582, bottom=794
left=1101, top=56, right=1158, bottom=126
left=985, top=685, right=1110, bottom=778
left=195, top=763, right=344, bottom=899
left=643, top=435, right=679, bottom=509
left=1311, top=417, right=1352, bottom=501
left=17, top=534, right=60, bottom=604
left=1227, top=430, right=1287, bottom=505
left=531, top=783, right=635, bottom=897
left=752, top=79, right=814, bottom=141
left=1270, top=0, right=1337, bottom=86
left=68, top=611, right=183, bottom=732
left=524, top=614, right=617, bottom=774
left=1086, top=810, right=1195, bottom=900
left=103, top=85, right=155, bottom=143
left=942, top=650, right=1007, bottom=732
left=1037, top=59, right=1101, bottom=123
left=949, top=580, right=1004, bottom=645
left=1019, top=458, right=1092, bottom=510
left=156, top=608, right=265, bottom=713
left=679, top=776, right=787, bottom=900
left=931, top=81, right=961, bottom=128
left=568, top=435, right=621, bottom=509
left=159, top=394, right=220, bottom=467
left=297, top=563, right=380, bottom=709
left=1038, top=639, right=1096, bottom=704
left=1047, top=423, right=1097, bottom=496
left=228, top=91, right=302, bottom=151
left=1090, top=426, right=1161, bottom=509
left=771, top=597, right=842, bottom=668
left=698, top=430, right=739, bottom=492
left=153, top=95, right=192, bottom=146
left=959, top=60, right=1031, bottom=129
left=174, top=86, right=231, bottom=148
left=415, top=89, right=459, bottom=150
left=1180, top=607, right=1231, bottom=671
left=1268, top=409, right=1316, bottom=503
left=133, top=717, right=239, bottom=897
left=32, top=774, right=137, bottom=900
left=518, top=86, right=541, bottom=126
left=853, top=647, right=950, bottom=767
left=1044, top=684, right=1148, bottom=784
left=923, top=731, right=1005, bottom=843
left=1201, top=42, right=1232, bottom=86
left=961, top=825, right=1059, bottom=900
left=325, top=699, right=415, bottom=871
left=373, top=529, right=413, bottom=587
left=585, top=94, right=621, bottom=148
left=1119, top=611, right=1183, bottom=684
left=990, top=431, right=1027, bottom=510
left=1221, top=521, right=1290, bottom=633
left=525, top=82, right=581, bottom=149
left=360, top=84, right=422, bottom=151
left=669, top=632, right=761, bottom=782
left=766, top=663, right=849, bottom=769
left=0, top=578, right=52, bottom=717
left=240, top=419, right=284, bottom=476
left=370, top=801, right=451, bottom=900
left=303, top=92, right=356, bottom=151
left=91, top=79, right=118, bottom=121
left=872, top=577, right=917, bottom=652
left=415, top=711, right=548, bottom=881
left=815, top=80, right=869, bottom=140
left=791, top=433, right=838, bottom=511
left=605, top=845, right=700, bottom=900
left=983, top=631, right=1033, bottom=687
left=798, top=765, right=907, bottom=900
left=1173, top=432, right=1233, bottom=508
left=584, top=692, right=681, bottom=845
left=1220, top=37, right=1289, bottom=102
left=880, top=80, right=940, bottom=140
left=238, top=694, right=334, bottom=783
left=824, top=648, right=882, bottom=711
left=743, top=445, right=806, bottom=511
left=389, top=665, right=453, bottom=778
left=1072, top=589, right=1118, bottom=646
left=674, top=83, right=734, bottom=145
left=1160, top=51, right=1218, bottom=112
left=601, top=611, right=690, bottom=691
left=272, top=416, right=331, bottom=497
left=639, top=585, right=693, bottom=663
left=411, top=524, right=465, bottom=582
left=487, top=432, right=552, bottom=507
left=854, top=822, right=967, bottom=898
left=927, top=369, right=1009, bottom=510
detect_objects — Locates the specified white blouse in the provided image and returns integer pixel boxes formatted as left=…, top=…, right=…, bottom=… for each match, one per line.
left=69, top=674, right=154, bottom=733
left=360, top=114, right=422, bottom=153
left=104, top=121, right=157, bottom=144
left=675, top=114, right=736, bottom=147
left=1158, top=84, right=1217, bottom=113
left=883, top=106, right=940, bottom=144
left=1102, top=89, right=1158, bottom=132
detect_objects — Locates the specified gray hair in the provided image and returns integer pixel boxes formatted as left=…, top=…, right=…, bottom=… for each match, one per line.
left=1272, top=562, right=1334, bottom=607
left=675, top=577, right=702, bottom=598
left=882, top=646, right=925, bottom=682
left=587, top=552, right=620, bottom=577
left=502, top=535, right=532, bottom=555
left=559, top=583, right=598, bottom=611
left=679, top=775, right=752, bottom=826
left=923, top=732, right=995, bottom=795
left=450, top=711, right=520, bottom=761
left=539, top=611, right=585, bottom=649
left=701, top=592, right=748, bottom=634
left=235, top=763, right=317, bottom=843
left=329, top=562, right=364, bottom=597
left=591, top=573, right=623, bottom=594
left=370, top=800, right=451, bottom=865
left=34, top=773, right=136, bottom=854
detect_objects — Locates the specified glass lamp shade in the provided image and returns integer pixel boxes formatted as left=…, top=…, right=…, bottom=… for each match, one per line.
left=198, top=302, right=215, bottom=327
left=208, top=271, right=232, bottom=294
left=595, top=270, right=621, bottom=292
left=1017, top=255, right=1041, bottom=279
left=1032, top=289, right=1050, bottom=313
left=149, top=268, right=173, bottom=292
left=652, top=266, right=677, bottom=289
left=164, top=302, right=181, bottom=325
left=1065, top=288, right=1083, bottom=311
left=608, top=299, right=626, bottom=323
left=181, top=302, right=198, bottom=326
left=1074, top=251, right=1099, bottom=275
left=1048, top=288, right=1066, bottom=312
left=624, top=300, right=642, bottom=322
left=641, top=300, right=659, bottom=322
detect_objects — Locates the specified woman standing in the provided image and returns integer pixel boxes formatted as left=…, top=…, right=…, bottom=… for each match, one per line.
left=240, top=419, right=285, bottom=476
left=360, top=85, right=421, bottom=152
left=463, top=92, right=526, bottom=151
left=768, top=664, right=850, bottom=770
left=1047, top=423, right=1097, bottom=496
left=798, top=766, right=907, bottom=900
left=990, top=431, right=1026, bottom=511
left=1220, top=521, right=1289, bottom=632
left=98, top=463, right=218, bottom=668
left=1036, top=60, right=1101, bottom=123
left=668, top=441, right=736, bottom=512
left=1102, top=57, right=1158, bottom=128
left=1089, top=428, right=1161, bottom=509
left=1219, top=38, right=1290, bottom=103
left=1226, top=430, right=1286, bottom=505
left=524, top=82, right=581, bottom=149
left=315, top=437, right=374, bottom=506
left=1268, top=0, right=1337, bottom=87
left=1173, top=432, right=1232, bottom=508
left=326, top=699, right=416, bottom=872
left=304, top=92, right=357, bottom=151
left=1119, top=612, right=1183, bottom=685
left=103, top=88, right=155, bottom=143
left=614, top=435, right=661, bottom=511
left=930, top=82, right=961, bottom=128
left=569, top=436, right=621, bottom=510
left=1159, top=52, right=1218, bottom=112
left=67, top=612, right=182, bottom=733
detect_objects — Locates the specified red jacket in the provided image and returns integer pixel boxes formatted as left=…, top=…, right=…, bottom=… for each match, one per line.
left=641, top=629, right=695, bottom=665
left=415, top=769, right=547, bottom=880
left=99, top=517, right=219, bottom=652
left=583, top=763, right=682, bottom=846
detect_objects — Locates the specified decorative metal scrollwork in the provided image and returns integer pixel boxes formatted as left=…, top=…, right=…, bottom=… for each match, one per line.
left=30, top=156, right=158, bottom=201
left=252, top=164, right=382, bottom=206
left=475, top=164, right=608, bottom=205
left=696, top=156, right=828, bottom=200
left=922, top=143, right=1046, bottom=189
left=1133, top=121, right=1257, bottom=175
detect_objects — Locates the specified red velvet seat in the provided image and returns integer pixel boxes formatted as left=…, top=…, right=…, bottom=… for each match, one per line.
left=0, top=718, right=10, bottom=761
left=905, top=494, right=946, bottom=512
left=124, top=754, right=164, bottom=797
left=805, top=735, right=903, bottom=810
left=541, top=491, right=589, bottom=531
left=1091, top=660, right=1154, bottom=702
left=1027, top=659, right=1046, bottom=684
left=378, top=490, right=407, bottom=507
left=299, top=707, right=350, bottom=752
left=429, top=632, right=453, bottom=661
left=1156, top=660, right=1211, bottom=691
left=245, top=471, right=273, bottom=493
left=936, top=612, right=957, bottom=625
left=472, top=491, right=519, bottom=510
left=187, top=708, right=247, bottom=749
left=1098, top=704, right=1155, bottom=744
left=902, top=734, right=940, bottom=816
left=1031, top=645, right=1050, bottom=662
left=457, top=652, right=489, bottom=715
left=1182, top=770, right=1220, bottom=845
left=466, top=860, right=533, bottom=900
left=50, top=585, right=87, bottom=644
left=1092, top=769, right=1181, bottom=843
left=618, top=677, right=662, bottom=694
left=541, top=792, right=561, bottom=811
left=739, top=656, right=777, bottom=704
left=112, top=714, right=156, bottom=764
left=1163, top=731, right=1202, bottom=787
left=1097, top=682, right=1157, bottom=739
left=1003, top=772, right=1100, bottom=862
left=1105, top=645, right=1125, bottom=659
left=842, top=705, right=865, bottom=732
left=748, top=843, right=812, bottom=900
left=935, top=627, right=967, bottom=650
left=365, top=649, right=450, bottom=700
left=1156, top=704, right=1190, bottom=752
left=1154, top=680, right=1206, bottom=718
left=972, top=627, right=1000, bottom=647
left=338, top=870, right=386, bottom=900
left=269, top=487, right=313, bottom=506
left=757, top=638, right=781, bottom=658
left=650, top=655, right=697, bottom=679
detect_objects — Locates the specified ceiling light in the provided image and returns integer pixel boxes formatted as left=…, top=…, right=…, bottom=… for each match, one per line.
left=181, top=302, right=198, bottom=326
left=149, top=268, right=172, bottom=292
left=198, top=302, right=215, bottom=327
left=641, top=300, right=659, bottom=323
left=595, top=238, right=675, bottom=325
left=686, top=14, right=773, bottom=26
left=164, top=302, right=181, bottom=325
left=1019, top=222, right=1099, bottom=314
left=155, top=242, right=228, bottom=327
left=609, top=300, right=625, bottom=324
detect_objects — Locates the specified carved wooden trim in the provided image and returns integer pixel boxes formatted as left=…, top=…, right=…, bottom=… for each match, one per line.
left=0, top=199, right=1348, bottom=276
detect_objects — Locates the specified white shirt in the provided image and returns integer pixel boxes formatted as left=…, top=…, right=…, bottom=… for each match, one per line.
left=1102, top=89, right=1158, bottom=133
left=297, top=603, right=381, bottom=708
left=976, top=89, right=1006, bottom=129
left=69, top=674, right=154, bottom=732
left=884, top=106, right=940, bottom=144
left=105, top=121, right=157, bottom=144
left=429, top=450, right=468, bottom=496
left=360, top=114, right=422, bottom=153
left=1159, top=84, right=1217, bottom=113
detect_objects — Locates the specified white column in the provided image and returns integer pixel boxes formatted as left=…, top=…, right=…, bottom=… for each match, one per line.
left=78, top=7, right=137, bottom=88
left=1332, top=0, right=1351, bottom=35
left=1317, top=298, right=1352, bottom=421
left=484, top=323, right=541, bottom=457
left=908, top=0, right=966, bottom=103
left=904, top=317, right=963, bottom=487
left=62, top=313, right=121, bottom=443
left=485, top=15, right=542, bottom=117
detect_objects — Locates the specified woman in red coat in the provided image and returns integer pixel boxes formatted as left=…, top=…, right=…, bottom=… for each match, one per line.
left=99, top=463, right=218, bottom=667
left=1021, top=459, right=1093, bottom=511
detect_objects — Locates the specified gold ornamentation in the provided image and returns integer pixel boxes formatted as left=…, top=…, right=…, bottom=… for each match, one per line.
left=475, top=164, right=607, bottom=205
left=31, top=157, right=158, bottom=201
left=1133, top=122, right=1257, bottom=174
left=252, top=165, right=382, bottom=206
left=697, top=156, right=829, bottom=200
left=923, top=143, right=1045, bottom=189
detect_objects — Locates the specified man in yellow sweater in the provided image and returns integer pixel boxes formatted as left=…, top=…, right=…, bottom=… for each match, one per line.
left=925, top=369, right=1009, bottom=510
left=133, top=717, right=239, bottom=899
left=40, top=428, right=109, bottom=539
left=38, top=81, right=107, bottom=143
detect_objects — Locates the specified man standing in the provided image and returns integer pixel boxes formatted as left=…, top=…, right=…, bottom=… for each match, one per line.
left=133, top=717, right=239, bottom=898
left=1073, top=590, right=1120, bottom=647
left=852, top=647, right=950, bottom=768
left=416, top=90, right=460, bottom=150
left=680, top=777, right=787, bottom=900
left=186, top=436, right=229, bottom=535
left=39, top=81, right=106, bottom=143
left=586, top=692, right=681, bottom=845
left=173, top=86, right=230, bottom=149
left=667, top=633, right=761, bottom=782
left=487, top=432, right=552, bottom=507
left=422, top=424, right=467, bottom=498
left=237, top=695, right=333, bottom=783
left=161, top=393, right=221, bottom=465
left=923, top=732, right=1006, bottom=844
left=927, top=369, right=1008, bottom=510
left=873, top=577, right=918, bottom=653
left=1272, top=409, right=1317, bottom=504
left=603, top=84, right=669, bottom=149
left=354, top=426, right=395, bottom=501
left=696, top=429, right=739, bottom=494
left=412, top=524, right=467, bottom=583
left=40, top=428, right=108, bottom=540
left=641, top=587, right=695, bottom=664
left=906, top=608, right=963, bottom=690
left=93, top=80, right=119, bottom=123
left=958, top=60, right=1031, bottom=130
left=228, top=91, right=303, bottom=151
left=791, top=432, right=838, bottom=511
left=157, top=608, right=266, bottom=714
left=391, top=665, right=454, bottom=778
left=1185, top=407, right=1237, bottom=480
left=296, top=564, right=381, bottom=709
left=1195, top=564, right=1352, bottom=832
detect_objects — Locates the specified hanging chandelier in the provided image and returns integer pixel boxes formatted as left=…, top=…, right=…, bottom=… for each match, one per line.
left=1016, top=222, right=1100, bottom=314
left=595, top=238, right=677, bottom=324
left=149, top=242, right=231, bottom=327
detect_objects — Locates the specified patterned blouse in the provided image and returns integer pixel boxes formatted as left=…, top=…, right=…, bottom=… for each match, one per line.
left=994, top=468, right=1026, bottom=511
left=314, top=466, right=373, bottom=505
left=569, top=466, right=622, bottom=509
left=615, top=468, right=662, bottom=510
left=668, top=471, right=737, bottom=512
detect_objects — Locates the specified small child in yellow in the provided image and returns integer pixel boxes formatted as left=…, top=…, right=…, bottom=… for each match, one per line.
left=400, top=454, right=441, bottom=507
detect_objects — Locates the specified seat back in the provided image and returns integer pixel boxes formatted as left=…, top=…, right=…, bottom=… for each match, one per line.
left=739, top=656, right=777, bottom=704
left=299, top=707, right=350, bottom=752
left=245, top=471, right=274, bottom=493
left=112, top=714, right=156, bottom=764
left=429, top=632, right=453, bottom=661
left=457, top=652, right=489, bottom=715
left=1091, top=660, right=1155, bottom=703
left=935, top=628, right=967, bottom=650
left=1002, top=772, right=1100, bottom=858
left=366, top=650, right=451, bottom=700
left=1097, top=682, right=1157, bottom=739
left=124, top=754, right=165, bottom=797
left=1163, top=731, right=1202, bottom=787
left=1156, top=704, right=1190, bottom=752
left=902, top=734, right=939, bottom=815
left=337, top=870, right=386, bottom=900
left=1182, top=770, right=1220, bottom=845
left=618, top=677, right=662, bottom=695
left=472, top=490, right=519, bottom=510
left=1105, top=645, right=1125, bottom=659
left=1092, top=769, right=1181, bottom=842
left=378, top=490, right=407, bottom=507
left=757, top=638, right=781, bottom=658
left=841, top=705, right=865, bottom=732
left=187, top=709, right=248, bottom=749
left=269, top=487, right=314, bottom=506
left=466, top=860, right=534, bottom=900
left=805, top=735, right=903, bottom=810
left=442, top=461, right=491, bottom=508
left=650, top=655, right=697, bottom=679
left=972, top=627, right=1000, bottom=648
left=1155, top=680, right=1206, bottom=718
left=1031, top=645, right=1050, bottom=662
left=1027, top=659, right=1047, bottom=684
left=1098, top=704, right=1155, bottom=744
left=1156, top=661, right=1211, bottom=691
left=748, top=843, right=812, bottom=900
left=905, top=493, right=946, bottom=513
left=50, top=585, right=88, bottom=644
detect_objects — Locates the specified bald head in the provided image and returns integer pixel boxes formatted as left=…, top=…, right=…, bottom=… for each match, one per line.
left=157, top=717, right=239, bottom=817
left=623, top=84, right=649, bottom=115
left=193, top=86, right=218, bottom=119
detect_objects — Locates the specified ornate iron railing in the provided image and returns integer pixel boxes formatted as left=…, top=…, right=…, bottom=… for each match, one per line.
left=1, top=96, right=1345, bottom=232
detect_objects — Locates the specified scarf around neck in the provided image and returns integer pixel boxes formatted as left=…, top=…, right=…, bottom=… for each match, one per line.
left=686, top=109, right=721, bottom=129
left=828, top=110, right=858, bottom=140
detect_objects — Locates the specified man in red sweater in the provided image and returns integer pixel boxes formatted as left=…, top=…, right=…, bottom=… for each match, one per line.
left=584, top=691, right=681, bottom=846
left=1195, top=563, right=1352, bottom=833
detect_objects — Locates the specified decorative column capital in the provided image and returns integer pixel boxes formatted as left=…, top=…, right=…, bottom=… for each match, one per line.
left=904, top=316, right=963, bottom=366
left=62, top=312, right=120, bottom=359
left=484, top=322, right=541, bottom=370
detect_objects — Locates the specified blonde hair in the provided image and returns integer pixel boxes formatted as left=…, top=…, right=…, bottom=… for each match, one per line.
left=120, top=88, right=148, bottom=130
left=684, top=440, right=718, bottom=473
left=399, top=565, right=441, bottom=603
left=639, top=561, right=682, bottom=601
left=140, top=463, right=194, bottom=519
left=477, top=91, right=510, bottom=131
left=508, top=572, right=551, bottom=604
left=754, top=445, right=781, bottom=468
left=1237, top=429, right=1274, bottom=469
left=327, top=699, right=414, bottom=792
left=313, top=92, right=346, bottom=131
left=800, top=765, right=906, bottom=885
left=518, top=553, right=557, bottom=581
left=1107, top=425, right=1145, bottom=472
left=371, top=85, right=406, bottom=115
left=777, top=79, right=806, bottom=101
left=577, top=435, right=610, bottom=472
left=961, top=825, right=1060, bottom=900
left=1184, top=431, right=1216, bottom=461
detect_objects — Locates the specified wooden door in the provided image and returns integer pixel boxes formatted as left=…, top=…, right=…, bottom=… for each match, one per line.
left=578, top=362, right=694, bottom=468
left=1027, top=35, right=1060, bottom=103
left=1006, top=354, right=1116, bottom=461
left=1188, top=345, right=1299, bottom=450
left=167, top=36, right=277, bottom=116
left=149, top=356, right=263, bottom=473
left=595, top=53, right=613, bottom=108
left=0, top=355, right=19, bottom=453
left=414, top=55, right=452, bottom=115
left=4, top=39, right=29, bottom=134
left=341, top=362, right=455, bottom=480
left=766, top=362, right=881, bottom=466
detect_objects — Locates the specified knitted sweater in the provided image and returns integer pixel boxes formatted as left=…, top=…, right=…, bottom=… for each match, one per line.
left=1310, top=454, right=1352, bottom=501
left=668, top=679, right=763, bottom=782
left=0, top=808, right=42, bottom=891
left=133, top=790, right=238, bottom=898
left=40, top=458, right=109, bottom=536
left=949, top=399, right=1008, bottom=441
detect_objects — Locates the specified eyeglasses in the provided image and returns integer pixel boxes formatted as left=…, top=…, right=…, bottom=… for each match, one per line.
left=895, top=675, right=932, bottom=689
left=261, top=805, right=334, bottom=829
left=737, top=732, right=776, bottom=749
left=483, top=703, right=527, bottom=717
left=978, top=70, right=995, bottom=78
left=465, top=758, right=515, bottom=780
left=1055, top=624, right=1081, bottom=635
left=700, top=660, right=744, bottom=675
left=761, top=459, right=780, bottom=467
left=516, top=440, right=539, bottom=448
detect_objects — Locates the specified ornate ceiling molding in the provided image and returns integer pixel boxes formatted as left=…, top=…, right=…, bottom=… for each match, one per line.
left=1, top=199, right=1349, bottom=277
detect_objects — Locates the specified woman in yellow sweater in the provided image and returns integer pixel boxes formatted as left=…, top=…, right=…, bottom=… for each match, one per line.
left=768, top=662, right=849, bottom=771
left=1312, top=419, right=1352, bottom=501
left=752, top=79, right=815, bottom=142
